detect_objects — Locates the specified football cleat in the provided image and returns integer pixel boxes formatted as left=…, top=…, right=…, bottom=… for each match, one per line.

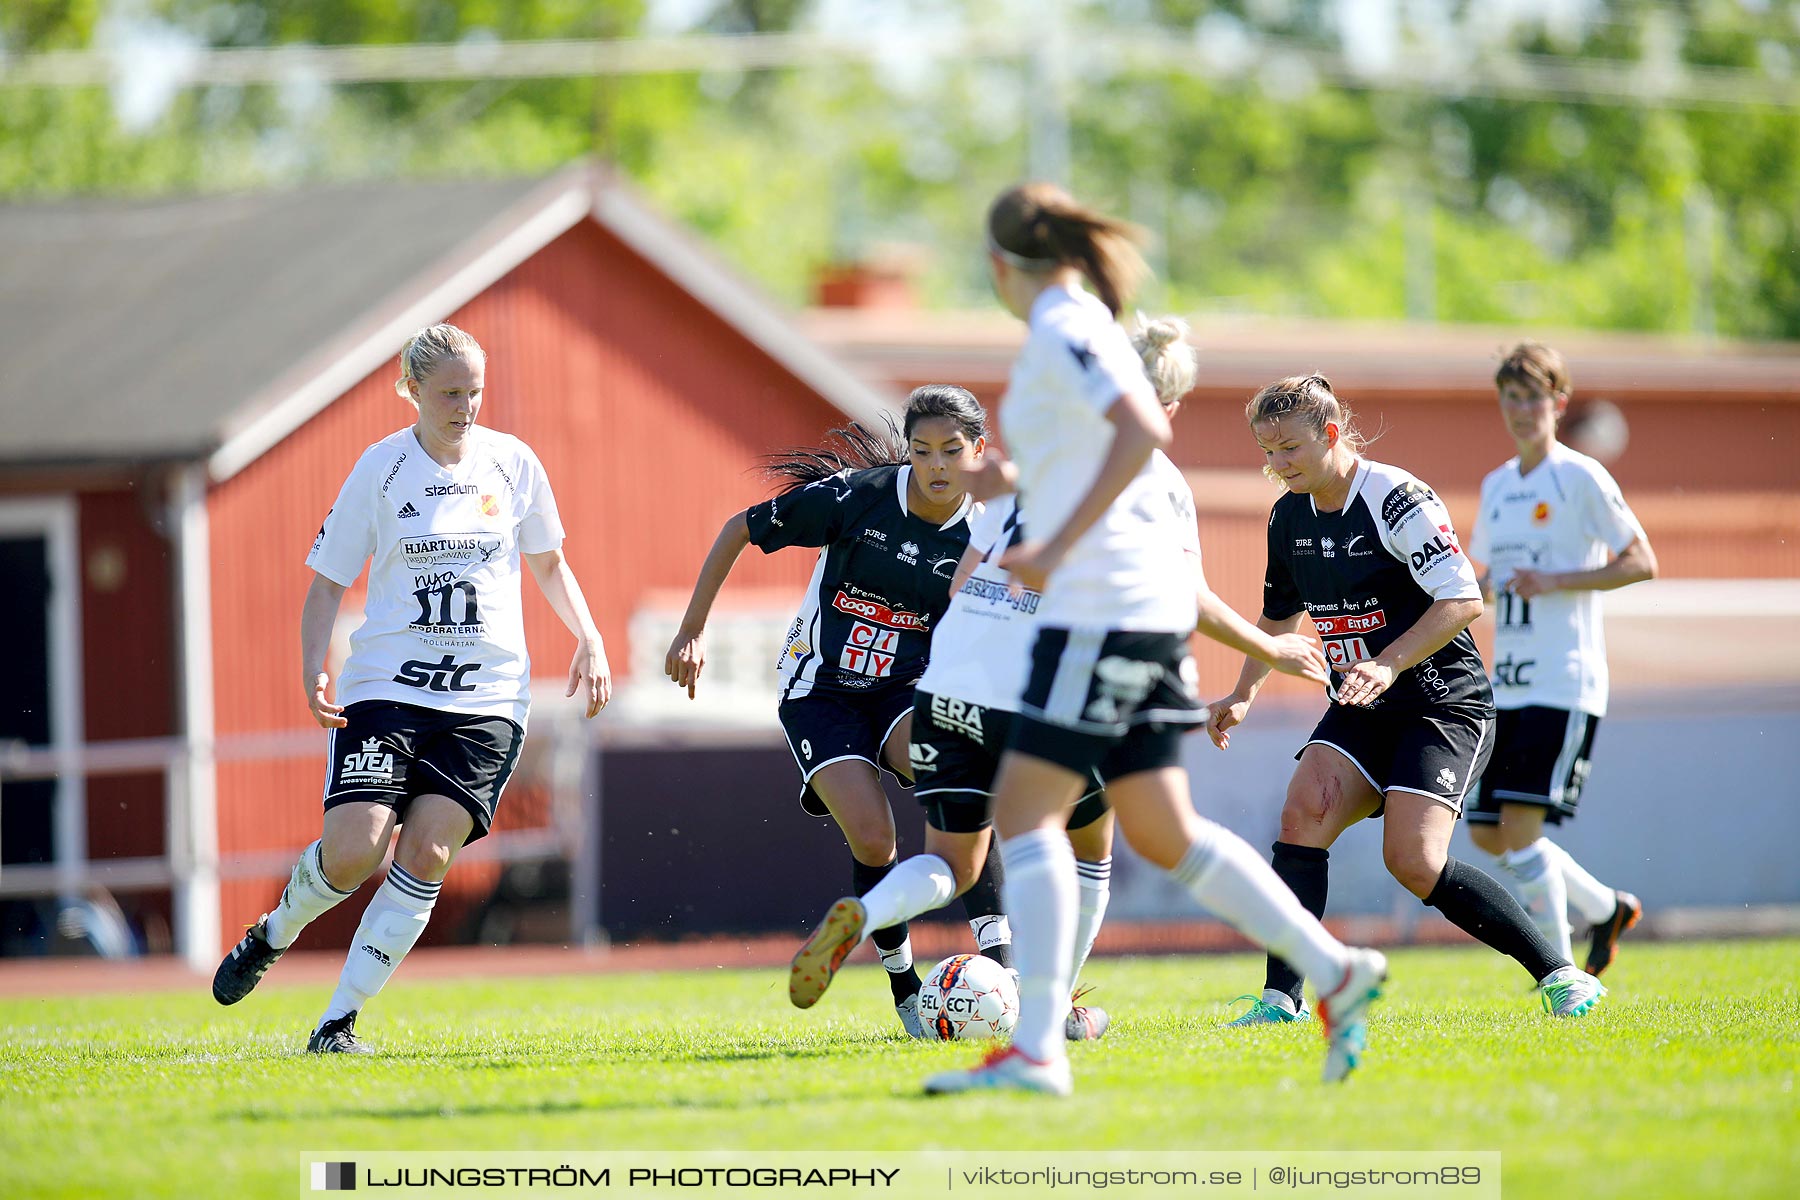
left=894, top=991, right=928, bottom=1039
left=307, top=1012, right=375, bottom=1054
left=923, top=1044, right=1073, bottom=1097
left=1584, top=890, right=1642, bottom=977
left=1539, top=966, right=1606, bottom=1017
left=1064, top=985, right=1110, bottom=1041
left=1224, top=992, right=1310, bottom=1027
left=788, top=897, right=867, bottom=1009
left=1316, top=948, right=1387, bottom=1083
left=212, top=920, right=285, bottom=1006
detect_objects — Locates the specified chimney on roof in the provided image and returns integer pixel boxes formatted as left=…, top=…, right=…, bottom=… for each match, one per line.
left=812, top=243, right=923, bottom=310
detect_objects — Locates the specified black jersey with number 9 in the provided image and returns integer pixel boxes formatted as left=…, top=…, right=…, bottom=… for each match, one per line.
left=745, top=464, right=973, bottom=702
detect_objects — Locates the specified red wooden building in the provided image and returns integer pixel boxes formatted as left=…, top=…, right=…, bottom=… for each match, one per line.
left=0, top=164, right=891, bottom=966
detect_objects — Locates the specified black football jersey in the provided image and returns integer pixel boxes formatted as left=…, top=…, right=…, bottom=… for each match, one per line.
left=745, top=464, right=973, bottom=701
left=1263, top=460, right=1492, bottom=713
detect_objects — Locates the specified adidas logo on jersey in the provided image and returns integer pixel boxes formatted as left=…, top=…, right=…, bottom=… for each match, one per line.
left=396, top=502, right=421, bottom=519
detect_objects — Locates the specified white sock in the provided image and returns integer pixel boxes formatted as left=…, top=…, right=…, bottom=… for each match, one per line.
left=1498, top=840, right=1574, bottom=964
left=1070, top=856, right=1112, bottom=986
left=1000, top=829, right=1077, bottom=1064
left=1547, top=839, right=1617, bottom=925
left=970, top=913, right=1012, bottom=955
left=1170, top=821, right=1349, bottom=989
left=261, top=840, right=354, bottom=950
left=1260, top=988, right=1299, bottom=1015
left=319, top=863, right=440, bottom=1026
left=859, top=855, right=956, bottom=936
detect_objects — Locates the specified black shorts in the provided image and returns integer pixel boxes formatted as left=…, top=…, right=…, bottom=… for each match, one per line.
left=321, top=700, right=523, bottom=843
left=1303, top=701, right=1493, bottom=817
left=1013, top=628, right=1207, bottom=783
left=778, top=687, right=916, bottom=817
left=1467, top=705, right=1601, bottom=826
left=911, top=690, right=1108, bottom=834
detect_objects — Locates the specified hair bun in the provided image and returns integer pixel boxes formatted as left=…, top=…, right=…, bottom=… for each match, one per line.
left=1133, top=313, right=1189, bottom=350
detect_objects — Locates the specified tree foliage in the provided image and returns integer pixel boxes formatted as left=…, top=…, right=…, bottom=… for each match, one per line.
left=3, top=0, right=1796, bottom=337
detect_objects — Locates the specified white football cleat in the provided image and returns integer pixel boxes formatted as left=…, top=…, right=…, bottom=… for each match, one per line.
left=1539, top=965, right=1607, bottom=1017
left=894, top=991, right=928, bottom=1039
left=1316, top=948, right=1387, bottom=1083
left=1064, top=985, right=1110, bottom=1041
left=923, top=1045, right=1073, bottom=1097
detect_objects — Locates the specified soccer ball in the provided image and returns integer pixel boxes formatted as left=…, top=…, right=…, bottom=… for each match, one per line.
left=918, top=953, right=1018, bottom=1041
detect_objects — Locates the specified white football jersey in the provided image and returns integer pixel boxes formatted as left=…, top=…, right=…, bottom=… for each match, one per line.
left=1467, top=444, right=1645, bottom=716
left=307, top=425, right=565, bottom=727
left=916, top=495, right=1038, bottom=712
left=1001, top=283, right=1198, bottom=633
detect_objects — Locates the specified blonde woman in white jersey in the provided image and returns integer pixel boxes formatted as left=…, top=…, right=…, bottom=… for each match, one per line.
left=1465, top=342, right=1657, bottom=976
left=923, top=184, right=1388, bottom=1097
left=212, top=324, right=611, bottom=1052
left=790, top=314, right=1301, bottom=1043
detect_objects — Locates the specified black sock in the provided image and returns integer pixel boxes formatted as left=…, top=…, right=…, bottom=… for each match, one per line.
left=851, top=857, right=920, bottom=999
left=1264, top=842, right=1330, bottom=1008
left=961, top=839, right=1012, bottom=970
left=1425, top=857, right=1569, bottom=982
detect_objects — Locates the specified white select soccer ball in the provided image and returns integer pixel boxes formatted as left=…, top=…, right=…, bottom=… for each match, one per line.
left=918, top=953, right=1019, bottom=1041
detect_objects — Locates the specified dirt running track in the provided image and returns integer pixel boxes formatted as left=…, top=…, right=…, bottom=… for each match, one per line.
left=0, top=916, right=1492, bottom=998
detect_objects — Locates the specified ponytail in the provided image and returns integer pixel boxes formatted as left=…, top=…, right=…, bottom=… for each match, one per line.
left=987, top=183, right=1149, bottom=317
left=762, top=415, right=907, bottom=493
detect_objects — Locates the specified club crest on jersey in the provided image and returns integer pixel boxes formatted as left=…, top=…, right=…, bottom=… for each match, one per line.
left=1532, top=501, right=1552, bottom=526
left=341, top=737, right=396, bottom=786
left=481, top=494, right=500, bottom=517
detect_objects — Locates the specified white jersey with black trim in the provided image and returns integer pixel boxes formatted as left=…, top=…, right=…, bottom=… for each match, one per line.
left=916, top=495, right=1038, bottom=712
left=1467, top=443, right=1646, bottom=716
left=920, top=455, right=1198, bottom=715
left=306, top=425, right=565, bottom=728
left=1001, top=283, right=1198, bottom=633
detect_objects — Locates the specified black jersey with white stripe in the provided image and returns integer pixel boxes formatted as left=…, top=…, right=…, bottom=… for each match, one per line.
left=745, top=464, right=973, bottom=701
left=1263, top=459, right=1491, bottom=713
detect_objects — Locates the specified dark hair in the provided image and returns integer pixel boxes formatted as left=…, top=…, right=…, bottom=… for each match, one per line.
left=987, top=182, right=1149, bottom=316
left=903, top=384, right=986, bottom=443
left=1495, top=340, right=1570, bottom=397
left=763, top=416, right=907, bottom=493
left=764, top=385, right=987, bottom=494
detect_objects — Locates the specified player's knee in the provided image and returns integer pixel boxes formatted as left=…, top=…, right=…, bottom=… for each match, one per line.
left=843, top=826, right=897, bottom=867
left=1383, top=842, right=1444, bottom=898
left=319, top=838, right=383, bottom=890
left=393, top=839, right=453, bottom=882
left=1466, top=823, right=1504, bottom=856
left=1277, top=796, right=1332, bottom=845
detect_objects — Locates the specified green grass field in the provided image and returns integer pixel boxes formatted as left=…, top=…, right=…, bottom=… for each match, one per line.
left=3, top=939, right=1796, bottom=1199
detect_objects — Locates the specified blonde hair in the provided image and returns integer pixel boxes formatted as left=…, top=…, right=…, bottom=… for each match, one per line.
left=394, top=323, right=485, bottom=403
left=986, top=182, right=1149, bottom=317
left=1246, top=374, right=1366, bottom=485
left=1128, top=313, right=1197, bottom=408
